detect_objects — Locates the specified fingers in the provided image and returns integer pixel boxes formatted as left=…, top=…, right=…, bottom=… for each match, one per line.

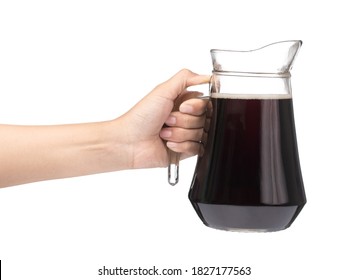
left=160, top=127, right=203, bottom=143
left=166, top=141, right=203, bottom=158
left=160, top=112, right=205, bottom=157
left=165, top=113, right=205, bottom=129
left=165, top=98, right=207, bottom=128
left=155, top=69, right=210, bottom=101
left=160, top=97, right=206, bottom=142
left=153, top=69, right=210, bottom=160
left=160, top=93, right=209, bottom=158
left=179, top=97, right=208, bottom=116
left=160, top=101, right=205, bottom=154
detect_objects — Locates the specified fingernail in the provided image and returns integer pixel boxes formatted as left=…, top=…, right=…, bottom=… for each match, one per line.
left=179, top=103, right=193, bottom=114
left=165, top=115, right=176, bottom=125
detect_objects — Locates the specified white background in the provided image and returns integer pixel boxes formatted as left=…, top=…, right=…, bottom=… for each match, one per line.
left=0, top=0, right=346, bottom=279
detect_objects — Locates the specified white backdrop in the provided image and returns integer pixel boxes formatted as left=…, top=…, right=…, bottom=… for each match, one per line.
left=0, top=0, right=346, bottom=279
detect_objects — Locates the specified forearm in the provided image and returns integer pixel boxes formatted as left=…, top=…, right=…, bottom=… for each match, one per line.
left=0, top=120, right=130, bottom=188
left=0, top=70, right=209, bottom=188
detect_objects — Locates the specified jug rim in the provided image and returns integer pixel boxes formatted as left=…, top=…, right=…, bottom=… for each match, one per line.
left=210, top=40, right=302, bottom=53
left=210, top=40, right=302, bottom=75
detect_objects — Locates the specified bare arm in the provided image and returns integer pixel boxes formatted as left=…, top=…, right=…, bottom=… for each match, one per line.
left=0, top=69, right=209, bottom=188
left=0, top=121, right=128, bottom=187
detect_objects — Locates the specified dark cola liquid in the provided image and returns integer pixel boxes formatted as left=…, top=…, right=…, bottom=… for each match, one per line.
left=189, top=97, right=306, bottom=231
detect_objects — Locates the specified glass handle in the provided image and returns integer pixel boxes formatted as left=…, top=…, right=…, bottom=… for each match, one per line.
left=166, top=77, right=211, bottom=186
left=168, top=150, right=180, bottom=186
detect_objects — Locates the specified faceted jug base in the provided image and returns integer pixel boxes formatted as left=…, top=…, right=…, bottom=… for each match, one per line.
left=192, top=202, right=303, bottom=232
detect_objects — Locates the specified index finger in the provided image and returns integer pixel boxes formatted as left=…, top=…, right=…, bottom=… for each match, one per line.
left=156, top=69, right=210, bottom=101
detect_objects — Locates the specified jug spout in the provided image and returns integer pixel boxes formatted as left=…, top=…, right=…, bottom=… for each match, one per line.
left=211, top=40, right=302, bottom=75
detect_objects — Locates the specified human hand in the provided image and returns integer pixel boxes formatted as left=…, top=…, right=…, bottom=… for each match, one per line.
left=118, top=69, right=210, bottom=169
left=0, top=69, right=209, bottom=188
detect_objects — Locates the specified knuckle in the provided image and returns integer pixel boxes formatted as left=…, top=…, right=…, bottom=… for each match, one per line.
left=182, top=114, right=192, bottom=128
left=183, top=142, right=200, bottom=157
left=179, top=68, right=192, bottom=76
left=197, top=128, right=204, bottom=140
left=177, top=113, right=204, bottom=129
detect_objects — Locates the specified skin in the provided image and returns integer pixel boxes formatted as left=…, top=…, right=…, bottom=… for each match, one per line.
left=0, top=69, right=210, bottom=188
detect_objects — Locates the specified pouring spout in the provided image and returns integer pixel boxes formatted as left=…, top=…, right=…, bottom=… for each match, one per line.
left=276, top=40, right=302, bottom=72
left=211, top=40, right=302, bottom=75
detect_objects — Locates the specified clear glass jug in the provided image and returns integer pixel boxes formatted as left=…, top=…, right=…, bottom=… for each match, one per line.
left=187, top=41, right=306, bottom=232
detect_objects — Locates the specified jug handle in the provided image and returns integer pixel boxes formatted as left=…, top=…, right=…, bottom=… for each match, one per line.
left=167, top=77, right=212, bottom=186
left=168, top=150, right=180, bottom=186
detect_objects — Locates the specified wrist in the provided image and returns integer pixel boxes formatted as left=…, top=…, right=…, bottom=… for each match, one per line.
left=98, top=118, right=134, bottom=172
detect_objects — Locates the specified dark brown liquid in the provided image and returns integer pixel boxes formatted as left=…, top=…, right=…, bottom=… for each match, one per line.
left=189, top=97, right=306, bottom=231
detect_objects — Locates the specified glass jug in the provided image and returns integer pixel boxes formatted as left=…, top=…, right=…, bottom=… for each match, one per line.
left=174, top=40, right=306, bottom=232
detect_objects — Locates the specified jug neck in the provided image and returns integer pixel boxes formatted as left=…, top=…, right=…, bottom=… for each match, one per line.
left=210, top=40, right=302, bottom=98
left=210, top=73, right=292, bottom=98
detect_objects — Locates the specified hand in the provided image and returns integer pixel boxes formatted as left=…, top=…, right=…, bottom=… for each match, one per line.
left=117, top=69, right=210, bottom=169
left=0, top=69, right=210, bottom=187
